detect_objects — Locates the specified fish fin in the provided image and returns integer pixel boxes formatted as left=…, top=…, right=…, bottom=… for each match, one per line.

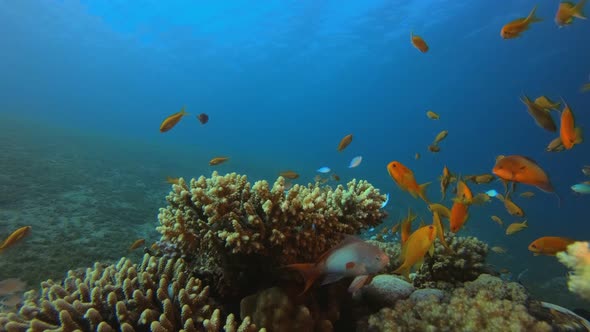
left=496, top=194, right=505, bottom=202
left=429, top=244, right=435, bottom=257
left=573, top=0, right=587, bottom=19
left=321, top=273, right=344, bottom=286
left=526, top=5, right=542, bottom=23
left=284, top=263, right=321, bottom=294
left=419, top=182, right=431, bottom=203
left=348, top=275, right=370, bottom=293
left=180, top=106, right=189, bottom=116
left=393, top=264, right=410, bottom=281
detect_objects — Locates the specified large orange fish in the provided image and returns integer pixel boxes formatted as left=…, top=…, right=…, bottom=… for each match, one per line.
left=501, top=5, right=542, bottom=39
left=528, top=236, right=576, bottom=256
left=0, top=226, right=32, bottom=253
left=410, top=32, right=429, bottom=53
left=393, top=225, right=436, bottom=280
left=160, top=107, right=188, bottom=132
left=285, top=237, right=389, bottom=294
left=560, top=101, right=581, bottom=150
left=387, top=161, right=430, bottom=202
left=555, top=0, right=587, bottom=26
left=492, top=155, right=555, bottom=193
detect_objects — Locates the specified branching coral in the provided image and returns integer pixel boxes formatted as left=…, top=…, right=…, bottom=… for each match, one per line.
left=557, top=241, right=590, bottom=300
left=0, top=254, right=259, bottom=332
left=413, top=233, right=489, bottom=289
left=364, top=274, right=552, bottom=332
left=156, top=172, right=386, bottom=296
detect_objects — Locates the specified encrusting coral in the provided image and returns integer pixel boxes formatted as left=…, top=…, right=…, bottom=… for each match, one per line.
left=364, top=274, right=552, bottom=332
left=413, top=233, right=489, bottom=289
left=155, top=172, right=386, bottom=296
left=0, top=254, right=259, bottom=332
left=557, top=241, right=590, bottom=300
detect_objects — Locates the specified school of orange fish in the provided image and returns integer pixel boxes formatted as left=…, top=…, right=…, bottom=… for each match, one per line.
left=0, top=1, right=589, bottom=295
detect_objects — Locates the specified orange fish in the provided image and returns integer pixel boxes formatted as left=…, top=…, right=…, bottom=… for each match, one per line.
left=453, top=178, right=473, bottom=204
left=160, top=107, right=188, bottom=132
left=500, top=5, right=542, bottom=39
left=337, top=134, right=353, bottom=152
left=400, top=208, right=417, bottom=245
left=492, top=155, right=555, bottom=193
left=393, top=225, right=437, bottom=280
left=410, top=32, right=429, bottom=53
left=280, top=171, right=300, bottom=179
left=428, top=144, right=440, bottom=153
left=209, top=157, right=229, bottom=166
left=387, top=161, right=430, bottom=202
left=450, top=201, right=469, bottom=233
left=555, top=0, right=587, bottom=26
left=560, top=101, right=581, bottom=150
left=432, top=211, right=453, bottom=253
left=439, top=165, right=456, bottom=201
left=0, top=226, right=32, bottom=253
left=166, top=176, right=180, bottom=185
left=582, top=83, right=590, bottom=92
left=129, top=238, right=146, bottom=251
left=286, top=237, right=389, bottom=294
left=528, top=236, right=576, bottom=256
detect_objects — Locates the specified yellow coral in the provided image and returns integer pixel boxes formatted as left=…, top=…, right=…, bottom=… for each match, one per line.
left=557, top=241, right=590, bottom=300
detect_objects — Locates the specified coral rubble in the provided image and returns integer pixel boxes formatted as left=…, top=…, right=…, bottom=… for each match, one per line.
left=0, top=254, right=258, bottom=332
left=364, top=274, right=552, bottom=332
left=557, top=241, right=590, bottom=300
left=413, top=233, right=489, bottom=289
left=155, top=172, right=386, bottom=296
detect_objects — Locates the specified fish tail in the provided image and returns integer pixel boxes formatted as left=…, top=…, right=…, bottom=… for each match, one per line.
left=284, top=263, right=321, bottom=294
left=180, top=106, right=189, bottom=116
left=393, top=264, right=410, bottom=281
left=527, top=5, right=542, bottom=23
left=574, top=0, right=587, bottom=19
left=419, top=182, right=431, bottom=203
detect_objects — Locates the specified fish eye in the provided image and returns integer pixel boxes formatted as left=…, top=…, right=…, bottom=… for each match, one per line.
left=375, top=256, right=381, bottom=261
left=428, top=225, right=434, bottom=229
left=531, top=244, right=536, bottom=248
left=392, top=164, right=397, bottom=167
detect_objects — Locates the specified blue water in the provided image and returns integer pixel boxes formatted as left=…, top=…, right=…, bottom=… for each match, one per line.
left=1, top=0, right=589, bottom=309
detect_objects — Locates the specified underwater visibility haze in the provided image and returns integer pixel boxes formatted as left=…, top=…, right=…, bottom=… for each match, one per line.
left=1, top=0, right=590, bottom=331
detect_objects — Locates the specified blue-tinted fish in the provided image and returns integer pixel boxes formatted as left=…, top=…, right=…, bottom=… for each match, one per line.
left=348, top=156, right=363, bottom=168
left=485, top=189, right=498, bottom=197
left=571, top=182, right=590, bottom=194
left=317, top=167, right=331, bottom=173
left=380, top=193, right=390, bottom=208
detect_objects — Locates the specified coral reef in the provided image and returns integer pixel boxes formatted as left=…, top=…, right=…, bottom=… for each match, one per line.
left=0, top=254, right=258, bottom=332
left=557, top=241, right=590, bottom=300
left=363, top=274, right=552, bottom=332
left=156, top=172, right=386, bottom=297
left=413, top=233, right=489, bottom=289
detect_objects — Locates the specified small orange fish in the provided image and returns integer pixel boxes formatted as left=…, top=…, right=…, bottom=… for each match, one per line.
left=501, top=5, right=542, bottom=39
left=428, top=144, right=440, bottom=153
left=410, top=32, right=429, bottom=53
left=528, top=236, right=576, bottom=256
left=560, top=101, right=580, bottom=150
left=160, top=107, right=188, bottom=132
left=280, top=171, right=300, bottom=179
left=400, top=208, right=417, bottom=245
left=453, top=179, right=473, bottom=204
left=129, top=238, right=146, bottom=251
left=391, top=222, right=401, bottom=235
left=394, top=225, right=437, bottom=279
left=166, top=176, right=180, bottom=185
left=337, top=134, right=353, bottom=152
left=426, top=110, right=439, bottom=120
left=428, top=203, right=451, bottom=220
left=506, top=220, right=528, bottom=235
left=387, top=161, right=431, bottom=202
left=209, top=157, right=229, bottom=166
left=534, top=96, right=561, bottom=111
left=0, top=226, right=32, bottom=253
left=521, top=95, right=557, bottom=132
left=555, top=0, right=587, bottom=26
left=433, top=130, right=448, bottom=145
left=450, top=201, right=469, bottom=233
left=439, top=165, right=455, bottom=201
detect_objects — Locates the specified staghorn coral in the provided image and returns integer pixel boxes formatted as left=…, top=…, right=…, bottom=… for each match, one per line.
left=557, top=241, right=590, bottom=300
left=156, top=172, right=386, bottom=296
left=0, top=254, right=259, bottom=332
left=364, top=274, right=552, bottom=332
left=413, top=233, right=489, bottom=289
